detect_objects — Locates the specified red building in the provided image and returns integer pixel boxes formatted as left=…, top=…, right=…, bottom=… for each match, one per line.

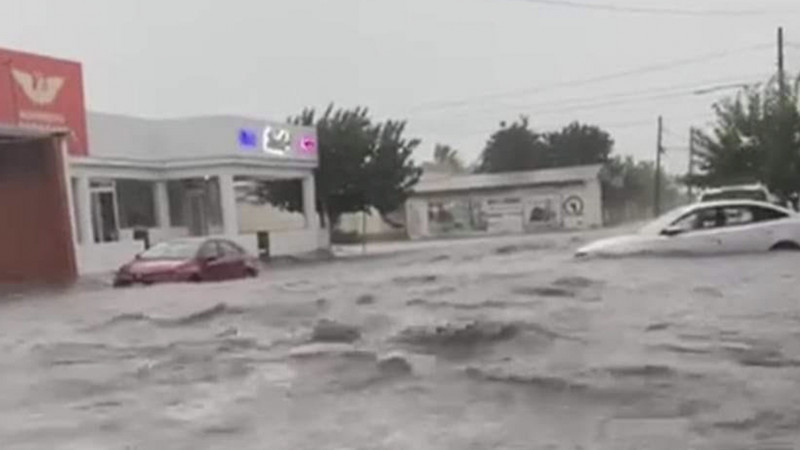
left=0, top=48, right=89, bottom=284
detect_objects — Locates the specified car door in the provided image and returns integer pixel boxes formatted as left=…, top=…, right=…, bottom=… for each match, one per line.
left=655, top=206, right=725, bottom=254
left=712, top=205, right=770, bottom=253
left=218, top=240, right=247, bottom=280
left=197, top=240, right=226, bottom=281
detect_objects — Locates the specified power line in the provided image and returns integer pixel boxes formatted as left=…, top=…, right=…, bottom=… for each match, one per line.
left=513, top=0, right=784, bottom=16
left=415, top=74, right=766, bottom=123
left=407, top=43, right=773, bottom=114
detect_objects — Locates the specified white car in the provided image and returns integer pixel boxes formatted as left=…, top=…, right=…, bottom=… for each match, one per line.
left=576, top=200, right=800, bottom=257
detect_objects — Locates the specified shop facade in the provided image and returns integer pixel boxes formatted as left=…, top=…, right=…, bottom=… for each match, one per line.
left=406, top=165, right=603, bottom=240
left=0, top=47, right=325, bottom=283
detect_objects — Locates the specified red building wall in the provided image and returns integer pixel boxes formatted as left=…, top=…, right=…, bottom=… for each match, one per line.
left=0, top=139, right=77, bottom=284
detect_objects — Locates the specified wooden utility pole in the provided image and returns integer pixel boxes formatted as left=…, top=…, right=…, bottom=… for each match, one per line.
left=688, top=127, right=696, bottom=199
left=654, top=116, right=664, bottom=217
left=778, top=27, right=786, bottom=103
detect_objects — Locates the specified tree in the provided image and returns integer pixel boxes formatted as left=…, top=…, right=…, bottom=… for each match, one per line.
left=477, top=116, right=547, bottom=173
left=691, top=75, right=800, bottom=201
left=602, top=155, right=684, bottom=224
left=432, top=144, right=465, bottom=173
left=365, top=120, right=422, bottom=222
left=477, top=118, right=613, bottom=173
left=545, top=122, right=614, bottom=167
left=252, top=105, right=421, bottom=226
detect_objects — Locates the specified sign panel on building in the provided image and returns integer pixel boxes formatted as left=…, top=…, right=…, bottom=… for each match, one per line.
left=237, top=123, right=317, bottom=161
left=0, top=48, right=89, bottom=156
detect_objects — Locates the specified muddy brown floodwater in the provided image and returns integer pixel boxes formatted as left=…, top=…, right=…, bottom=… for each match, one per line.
left=2, top=230, right=800, bottom=449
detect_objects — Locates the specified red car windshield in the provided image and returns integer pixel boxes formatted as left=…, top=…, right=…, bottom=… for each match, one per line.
left=139, top=241, right=201, bottom=260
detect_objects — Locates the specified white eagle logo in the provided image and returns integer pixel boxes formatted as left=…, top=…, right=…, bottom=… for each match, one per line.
left=11, top=68, right=66, bottom=105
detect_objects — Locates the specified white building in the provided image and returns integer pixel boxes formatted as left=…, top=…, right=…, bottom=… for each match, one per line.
left=70, top=112, right=327, bottom=274
left=406, top=165, right=603, bottom=239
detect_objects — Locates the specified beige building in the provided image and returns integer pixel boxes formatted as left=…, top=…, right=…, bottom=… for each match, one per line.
left=406, top=165, right=603, bottom=239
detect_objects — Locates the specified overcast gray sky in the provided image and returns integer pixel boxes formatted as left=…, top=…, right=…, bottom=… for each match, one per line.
left=3, top=0, right=800, bottom=173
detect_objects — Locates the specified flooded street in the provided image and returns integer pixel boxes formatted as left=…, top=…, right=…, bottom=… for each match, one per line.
left=2, top=231, right=800, bottom=449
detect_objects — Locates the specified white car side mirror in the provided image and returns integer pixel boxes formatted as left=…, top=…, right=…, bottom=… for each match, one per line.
left=661, top=226, right=684, bottom=237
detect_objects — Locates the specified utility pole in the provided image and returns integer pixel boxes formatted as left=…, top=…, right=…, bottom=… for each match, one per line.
left=778, top=27, right=786, bottom=103
left=688, top=127, right=696, bottom=199
left=654, top=116, right=664, bottom=217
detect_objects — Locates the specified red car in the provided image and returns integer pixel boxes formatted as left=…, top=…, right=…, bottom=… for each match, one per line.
left=113, top=238, right=259, bottom=287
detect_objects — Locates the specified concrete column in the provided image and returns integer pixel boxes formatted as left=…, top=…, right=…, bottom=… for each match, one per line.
left=302, top=174, right=318, bottom=229
left=218, top=173, right=239, bottom=236
left=75, top=176, right=94, bottom=245
left=154, top=180, right=171, bottom=229
left=59, top=139, right=79, bottom=246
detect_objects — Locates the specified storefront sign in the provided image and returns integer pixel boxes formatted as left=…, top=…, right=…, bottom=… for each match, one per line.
left=563, top=195, right=585, bottom=216
left=263, top=126, right=292, bottom=155
left=237, top=125, right=317, bottom=159
left=0, top=48, right=89, bottom=156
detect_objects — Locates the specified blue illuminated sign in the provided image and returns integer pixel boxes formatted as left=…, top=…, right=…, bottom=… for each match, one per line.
left=238, top=129, right=258, bottom=149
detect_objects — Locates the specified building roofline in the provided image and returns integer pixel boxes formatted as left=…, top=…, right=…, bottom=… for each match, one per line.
left=413, top=164, right=603, bottom=195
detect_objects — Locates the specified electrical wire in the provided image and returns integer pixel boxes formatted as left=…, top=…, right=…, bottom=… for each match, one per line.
left=414, top=74, right=766, bottom=124
left=407, top=43, right=773, bottom=114
left=512, top=0, right=781, bottom=16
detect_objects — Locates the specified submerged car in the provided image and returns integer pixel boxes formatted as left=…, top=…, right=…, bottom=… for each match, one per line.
left=114, top=237, right=259, bottom=287
left=577, top=200, right=800, bottom=258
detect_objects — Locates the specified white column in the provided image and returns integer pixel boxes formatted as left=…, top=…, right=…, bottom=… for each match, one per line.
left=59, top=138, right=79, bottom=246
left=154, top=180, right=171, bottom=229
left=75, top=176, right=94, bottom=245
left=302, top=174, right=318, bottom=229
left=218, top=173, right=239, bottom=236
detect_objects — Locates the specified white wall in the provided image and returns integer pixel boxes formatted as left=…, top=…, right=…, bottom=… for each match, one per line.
left=406, top=180, right=603, bottom=240
left=269, top=229, right=329, bottom=257
left=338, top=208, right=395, bottom=235
left=76, top=241, right=145, bottom=275
left=86, top=113, right=317, bottom=164
left=238, top=202, right=305, bottom=233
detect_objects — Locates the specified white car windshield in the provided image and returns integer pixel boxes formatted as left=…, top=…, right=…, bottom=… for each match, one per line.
left=138, top=241, right=201, bottom=260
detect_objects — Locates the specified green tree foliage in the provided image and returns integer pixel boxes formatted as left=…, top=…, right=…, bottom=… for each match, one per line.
left=252, top=105, right=421, bottom=226
left=691, top=76, right=800, bottom=201
left=432, top=143, right=465, bottom=173
left=602, top=156, right=684, bottom=224
left=477, top=117, right=547, bottom=172
left=544, top=122, right=614, bottom=167
left=477, top=117, right=612, bottom=173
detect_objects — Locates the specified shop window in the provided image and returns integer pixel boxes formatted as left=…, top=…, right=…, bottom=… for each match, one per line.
left=116, top=180, right=156, bottom=228
left=167, top=178, right=223, bottom=233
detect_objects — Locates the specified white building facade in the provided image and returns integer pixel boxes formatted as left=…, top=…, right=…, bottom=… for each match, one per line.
left=406, top=165, right=603, bottom=239
left=70, top=113, right=327, bottom=274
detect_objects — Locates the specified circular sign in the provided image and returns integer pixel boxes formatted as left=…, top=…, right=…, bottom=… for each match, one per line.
left=562, top=196, right=584, bottom=216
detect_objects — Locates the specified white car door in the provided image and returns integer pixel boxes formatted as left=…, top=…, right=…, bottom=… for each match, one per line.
left=711, top=205, right=767, bottom=253
left=713, top=204, right=799, bottom=252
left=654, top=206, right=725, bottom=254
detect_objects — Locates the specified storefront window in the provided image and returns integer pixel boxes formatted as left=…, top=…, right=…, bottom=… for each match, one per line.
left=116, top=179, right=156, bottom=228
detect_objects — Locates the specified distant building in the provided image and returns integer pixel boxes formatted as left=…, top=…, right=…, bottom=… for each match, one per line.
left=405, top=165, right=603, bottom=239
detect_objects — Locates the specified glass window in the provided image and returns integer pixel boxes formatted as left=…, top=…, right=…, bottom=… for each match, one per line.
left=139, top=240, right=202, bottom=260
left=670, top=207, right=720, bottom=233
left=219, top=240, right=244, bottom=257
left=753, top=206, right=789, bottom=222
left=197, top=241, right=222, bottom=259
left=167, top=180, right=186, bottom=227
left=721, top=206, right=755, bottom=227
left=116, top=180, right=156, bottom=228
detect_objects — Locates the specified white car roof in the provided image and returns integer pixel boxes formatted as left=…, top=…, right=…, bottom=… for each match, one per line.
left=687, top=199, right=791, bottom=211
